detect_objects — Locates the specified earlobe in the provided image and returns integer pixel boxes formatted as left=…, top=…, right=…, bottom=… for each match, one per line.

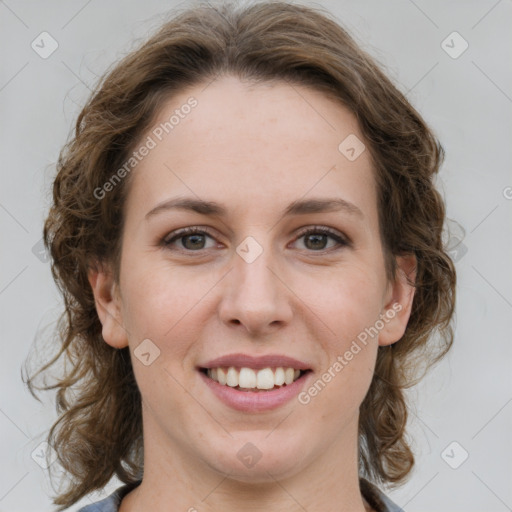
left=378, top=254, right=417, bottom=347
left=87, top=263, right=129, bottom=349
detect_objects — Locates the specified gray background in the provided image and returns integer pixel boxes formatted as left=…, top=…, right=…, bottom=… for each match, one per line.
left=1, top=0, right=511, bottom=510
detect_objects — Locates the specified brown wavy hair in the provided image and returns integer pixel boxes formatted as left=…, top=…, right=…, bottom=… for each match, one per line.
left=23, top=1, right=456, bottom=509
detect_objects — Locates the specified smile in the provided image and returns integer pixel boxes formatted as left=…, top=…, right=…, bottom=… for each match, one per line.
left=201, top=366, right=308, bottom=391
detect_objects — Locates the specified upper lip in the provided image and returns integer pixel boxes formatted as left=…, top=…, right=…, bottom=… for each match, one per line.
left=200, top=353, right=311, bottom=370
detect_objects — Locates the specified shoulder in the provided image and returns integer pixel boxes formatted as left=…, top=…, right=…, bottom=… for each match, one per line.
left=77, top=481, right=141, bottom=512
left=360, top=478, right=405, bottom=512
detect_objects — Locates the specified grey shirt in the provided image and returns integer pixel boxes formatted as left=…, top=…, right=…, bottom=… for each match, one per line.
left=77, top=479, right=404, bottom=512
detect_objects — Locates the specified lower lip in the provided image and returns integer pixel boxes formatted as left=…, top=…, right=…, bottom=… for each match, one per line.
left=198, top=370, right=311, bottom=412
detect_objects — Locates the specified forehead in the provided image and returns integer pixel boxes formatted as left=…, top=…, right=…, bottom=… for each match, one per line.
left=125, top=75, right=378, bottom=227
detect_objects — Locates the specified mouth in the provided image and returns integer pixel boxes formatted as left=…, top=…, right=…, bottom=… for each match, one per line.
left=199, top=366, right=312, bottom=392
left=197, top=353, right=314, bottom=411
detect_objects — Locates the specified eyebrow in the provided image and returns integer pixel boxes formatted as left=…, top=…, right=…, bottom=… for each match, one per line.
left=145, top=196, right=364, bottom=220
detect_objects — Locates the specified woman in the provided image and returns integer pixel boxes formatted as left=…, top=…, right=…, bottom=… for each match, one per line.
left=24, top=2, right=456, bottom=511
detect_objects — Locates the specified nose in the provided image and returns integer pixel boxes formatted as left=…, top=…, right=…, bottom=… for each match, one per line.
left=217, top=243, right=293, bottom=336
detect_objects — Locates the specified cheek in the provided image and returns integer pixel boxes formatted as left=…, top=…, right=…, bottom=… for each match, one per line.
left=303, top=278, right=380, bottom=420
left=299, top=262, right=384, bottom=342
left=311, top=359, right=376, bottom=428
left=119, top=259, right=200, bottom=355
left=122, top=267, right=203, bottom=410
left=121, top=254, right=201, bottom=326
left=299, top=263, right=383, bottom=395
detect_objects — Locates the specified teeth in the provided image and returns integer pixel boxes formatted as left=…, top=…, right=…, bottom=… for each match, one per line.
left=274, top=367, right=285, bottom=386
left=239, top=368, right=257, bottom=388
left=226, top=367, right=238, bottom=387
left=256, top=368, right=274, bottom=389
left=206, top=366, right=304, bottom=390
left=217, top=367, right=227, bottom=385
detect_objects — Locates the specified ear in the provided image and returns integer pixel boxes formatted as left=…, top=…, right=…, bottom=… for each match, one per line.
left=378, top=254, right=417, bottom=347
left=87, top=262, right=129, bottom=349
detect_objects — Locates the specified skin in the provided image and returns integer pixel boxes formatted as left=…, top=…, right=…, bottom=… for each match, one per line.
left=88, top=75, right=416, bottom=512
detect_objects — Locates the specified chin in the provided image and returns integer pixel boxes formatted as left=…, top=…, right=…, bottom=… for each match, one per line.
left=203, top=436, right=310, bottom=483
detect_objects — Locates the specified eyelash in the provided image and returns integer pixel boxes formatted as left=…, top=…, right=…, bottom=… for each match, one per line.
left=162, top=225, right=351, bottom=253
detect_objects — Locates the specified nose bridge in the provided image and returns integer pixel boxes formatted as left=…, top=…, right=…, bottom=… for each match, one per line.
left=218, top=236, right=292, bottom=332
left=233, top=238, right=280, bottom=303
left=236, top=246, right=275, bottom=296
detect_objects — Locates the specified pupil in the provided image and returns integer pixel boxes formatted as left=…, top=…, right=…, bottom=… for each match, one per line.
left=306, top=234, right=327, bottom=250
left=183, top=234, right=205, bottom=249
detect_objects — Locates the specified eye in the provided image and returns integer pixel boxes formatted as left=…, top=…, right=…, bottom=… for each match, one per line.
left=292, top=226, right=350, bottom=251
left=162, top=227, right=218, bottom=251
left=161, top=225, right=350, bottom=253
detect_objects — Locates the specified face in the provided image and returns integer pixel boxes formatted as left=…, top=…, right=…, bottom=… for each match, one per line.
left=89, top=75, right=415, bottom=485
